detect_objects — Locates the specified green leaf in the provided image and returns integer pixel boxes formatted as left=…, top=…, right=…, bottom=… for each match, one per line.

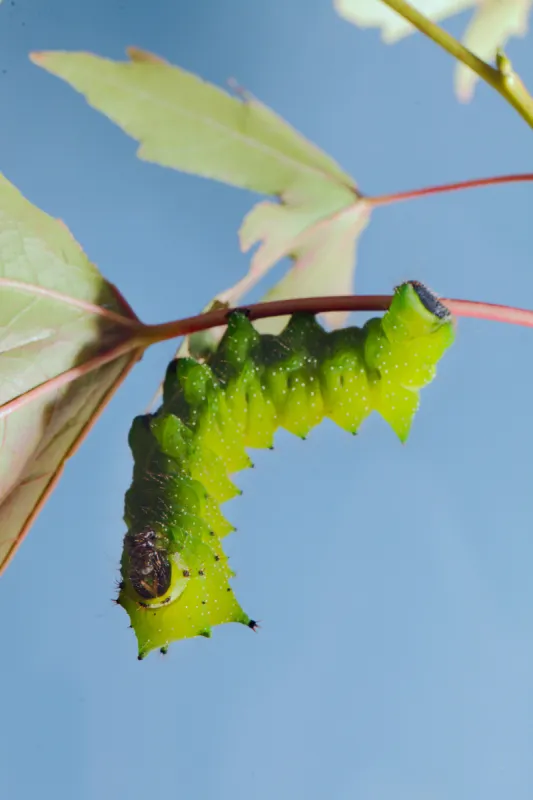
left=0, top=174, right=142, bottom=572
left=335, top=0, right=532, bottom=100
left=235, top=195, right=371, bottom=333
left=213, top=93, right=370, bottom=330
left=31, top=50, right=369, bottom=323
left=31, top=49, right=354, bottom=196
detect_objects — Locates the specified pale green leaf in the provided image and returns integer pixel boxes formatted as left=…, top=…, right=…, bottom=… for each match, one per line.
left=31, top=49, right=354, bottom=197
left=335, top=0, right=472, bottom=41
left=32, top=49, right=369, bottom=336
left=213, top=91, right=369, bottom=329
left=221, top=190, right=370, bottom=333
left=230, top=181, right=358, bottom=299
left=0, top=174, right=141, bottom=572
left=250, top=201, right=372, bottom=333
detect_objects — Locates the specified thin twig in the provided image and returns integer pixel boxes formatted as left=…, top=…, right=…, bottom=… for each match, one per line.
left=139, top=295, right=533, bottom=345
left=369, top=173, right=533, bottom=207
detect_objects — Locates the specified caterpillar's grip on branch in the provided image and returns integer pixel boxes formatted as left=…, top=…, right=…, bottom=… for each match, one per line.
left=117, top=281, right=455, bottom=658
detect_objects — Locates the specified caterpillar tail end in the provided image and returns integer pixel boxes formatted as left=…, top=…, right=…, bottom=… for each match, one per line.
left=118, top=573, right=257, bottom=659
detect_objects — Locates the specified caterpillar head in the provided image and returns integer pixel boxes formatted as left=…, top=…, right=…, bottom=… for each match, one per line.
left=385, top=280, right=453, bottom=343
left=124, top=528, right=172, bottom=600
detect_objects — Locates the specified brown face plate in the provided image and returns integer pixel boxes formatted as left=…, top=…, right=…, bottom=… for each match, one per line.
left=125, top=528, right=172, bottom=600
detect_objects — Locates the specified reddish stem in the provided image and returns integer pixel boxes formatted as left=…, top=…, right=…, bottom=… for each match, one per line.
left=368, top=173, right=533, bottom=207
left=139, top=294, right=533, bottom=344
left=2, top=295, right=532, bottom=425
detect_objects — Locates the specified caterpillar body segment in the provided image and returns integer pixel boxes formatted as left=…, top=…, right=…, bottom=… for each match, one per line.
left=118, top=281, right=455, bottom=658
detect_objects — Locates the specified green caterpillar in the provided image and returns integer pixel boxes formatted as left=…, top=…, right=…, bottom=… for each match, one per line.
left=117, top=281, right=455, bottom=659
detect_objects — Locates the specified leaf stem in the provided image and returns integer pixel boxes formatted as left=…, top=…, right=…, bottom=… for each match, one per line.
left=368, top=172, right=533, bottom=207
left=139, top=294, right=533, bottom=344
left=377, top=0, right=533, bottom=128
left=0, top=341, right=144, bottom=418
left=0, top=277, right=142, bottom=327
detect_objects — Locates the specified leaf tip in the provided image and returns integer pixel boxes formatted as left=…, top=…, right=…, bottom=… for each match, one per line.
left=29, top=51, right=46, bottom=65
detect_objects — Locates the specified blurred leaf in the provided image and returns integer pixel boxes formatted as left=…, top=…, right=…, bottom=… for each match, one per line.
left=31, top=50, right=369, bottom=326
left=0, top=174, right=143, bottom=572
left=457, top=1, right=532, bottom=100
left=236, top=195, right=372, bottom=333
left=335, top=0, right=472, bottom=41
left=335, top=0, right=532, bottom=100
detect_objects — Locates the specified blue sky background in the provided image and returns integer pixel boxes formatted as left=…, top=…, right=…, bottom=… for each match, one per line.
left=1, top=1, right=533, bottom=798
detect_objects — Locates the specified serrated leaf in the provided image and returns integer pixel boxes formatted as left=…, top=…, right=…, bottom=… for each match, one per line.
left=254, top=202, right=372, bottom=333
left=31, top=50, right=369, bottom=329
left=335, top=0, right=533, bottom=100
left=214, top=90, right=370, bottom=331
left=236, top=196, right=372, bottom=333
left=0, top=174, right=143, bottom=572
left=31, top=49, right=353, bottom=196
